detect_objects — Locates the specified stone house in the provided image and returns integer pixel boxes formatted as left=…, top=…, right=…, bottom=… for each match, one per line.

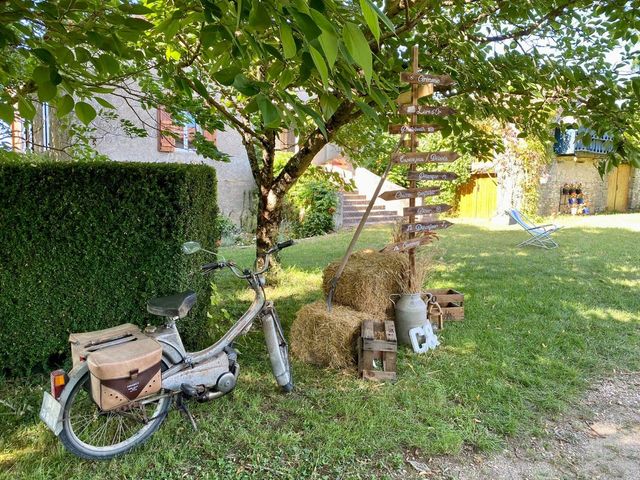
left=457, top=128, right=639, bottom=219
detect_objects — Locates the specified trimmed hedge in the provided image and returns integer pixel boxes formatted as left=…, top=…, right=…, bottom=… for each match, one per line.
left=0, top=160, right=219, bottom=375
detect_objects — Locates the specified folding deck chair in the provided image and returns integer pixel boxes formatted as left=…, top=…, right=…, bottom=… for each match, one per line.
left=507, top=209, right=564, bottom=249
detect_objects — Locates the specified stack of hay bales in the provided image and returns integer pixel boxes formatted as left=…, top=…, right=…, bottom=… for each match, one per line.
left=290, top=249, right=409, bottom=368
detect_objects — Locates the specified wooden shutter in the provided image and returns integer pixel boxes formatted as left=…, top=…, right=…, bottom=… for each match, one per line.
left=157, top=107, right=175, bottom=152
left=203, top=130, right=217, bottom=144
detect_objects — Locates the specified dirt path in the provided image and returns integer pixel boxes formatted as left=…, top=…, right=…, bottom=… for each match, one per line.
left=402, top=372, right=640, bottom=479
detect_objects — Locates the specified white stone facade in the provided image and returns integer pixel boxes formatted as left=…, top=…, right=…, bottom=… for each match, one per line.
left=92, top=95, right=256, bottom=225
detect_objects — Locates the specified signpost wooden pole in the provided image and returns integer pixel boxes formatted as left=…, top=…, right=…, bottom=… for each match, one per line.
left=408, top=45, right=423, bottom=292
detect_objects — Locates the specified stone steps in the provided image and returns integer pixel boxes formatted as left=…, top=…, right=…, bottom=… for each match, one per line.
left=340, top=189, right=401, bottom=228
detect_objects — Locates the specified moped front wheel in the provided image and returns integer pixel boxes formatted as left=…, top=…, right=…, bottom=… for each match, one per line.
left=262, top=307, right=294, bottom=392
left=58, top=368, right=171, bottom=460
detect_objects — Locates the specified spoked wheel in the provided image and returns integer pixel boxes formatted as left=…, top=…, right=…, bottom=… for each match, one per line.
left=59, top=367, right=171, bottom=460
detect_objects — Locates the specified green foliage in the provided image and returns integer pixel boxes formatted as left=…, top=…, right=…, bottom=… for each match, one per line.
left=275, top=152, right=341, bottom=238
left=292, top=179, right=339, bottom=238
left=0, top=158, right=220, bottom=375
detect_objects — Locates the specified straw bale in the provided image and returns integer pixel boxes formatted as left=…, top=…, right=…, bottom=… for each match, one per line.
left=322, top=249, right=409, bottom=318
left=290, top=301, right=378, bottom=368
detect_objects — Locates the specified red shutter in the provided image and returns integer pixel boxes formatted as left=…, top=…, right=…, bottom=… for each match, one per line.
left=203, top=130, right=217, bottom=145
left=157, top=107, right=175, bottom=152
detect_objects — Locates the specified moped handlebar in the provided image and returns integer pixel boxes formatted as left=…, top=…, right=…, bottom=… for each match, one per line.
left=201, top=240, right=295, bottom=279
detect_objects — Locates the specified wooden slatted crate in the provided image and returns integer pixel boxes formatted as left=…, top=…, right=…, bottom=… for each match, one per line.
left=424, top=289, right=464, bottom=328
left=357, top=320, right=397, bottom=381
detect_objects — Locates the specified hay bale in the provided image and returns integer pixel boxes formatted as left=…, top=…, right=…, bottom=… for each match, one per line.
left=322, top=249, right=409, bottom=318
left=290, top=300, right=378, bottom=368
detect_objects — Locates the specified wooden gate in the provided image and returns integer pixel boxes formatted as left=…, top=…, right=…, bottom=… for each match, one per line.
left=458, top=174, right=497, bottom=218
left=607, top=164, right=631, bottom=212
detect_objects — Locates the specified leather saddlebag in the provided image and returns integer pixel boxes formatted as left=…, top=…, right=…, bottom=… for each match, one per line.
left=87, top=335, right=162, bottom=411
left=69, top=323, right=142, bottom=368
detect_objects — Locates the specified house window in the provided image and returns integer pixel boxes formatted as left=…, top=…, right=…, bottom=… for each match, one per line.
left=4, top=103, right=51, bottom=152
left=157, top=107, right=216, bottom=153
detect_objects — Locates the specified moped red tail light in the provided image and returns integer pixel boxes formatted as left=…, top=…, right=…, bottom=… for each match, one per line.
left=50, top=369, right=67, bottom=400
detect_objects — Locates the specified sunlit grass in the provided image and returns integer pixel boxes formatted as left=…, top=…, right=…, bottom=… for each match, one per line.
left=1, top=216, right=639, bottom=479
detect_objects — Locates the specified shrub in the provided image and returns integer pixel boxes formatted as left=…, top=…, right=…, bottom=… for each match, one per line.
left=274, top=152, right=341, bottom=238
left=292, top=179, right=338, bottom=238
left=0, top=159, right=220, bottom=375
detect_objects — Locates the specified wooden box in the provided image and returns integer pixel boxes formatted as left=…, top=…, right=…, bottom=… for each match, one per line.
left=423, top=289, right=464, bottom=328
left=357, top=320, right=397, bottom=382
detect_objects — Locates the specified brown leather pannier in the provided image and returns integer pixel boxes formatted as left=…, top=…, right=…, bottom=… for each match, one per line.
left=86, top=334, right=163, bottom=411
left=69, top=323, right=142, bottom=368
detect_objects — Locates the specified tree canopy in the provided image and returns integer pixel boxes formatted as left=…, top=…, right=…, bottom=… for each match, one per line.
left=2, top=0, right=639, bottom=250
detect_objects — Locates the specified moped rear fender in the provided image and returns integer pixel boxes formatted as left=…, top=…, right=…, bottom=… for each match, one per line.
left=46, top=362, right=89, bottom=436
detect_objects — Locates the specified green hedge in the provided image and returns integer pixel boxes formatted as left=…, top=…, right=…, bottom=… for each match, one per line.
left=0, top=160, right=219, bottom=375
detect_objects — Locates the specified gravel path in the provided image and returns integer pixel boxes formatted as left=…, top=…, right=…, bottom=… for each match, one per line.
left=401, top=372, right=640, bottom=479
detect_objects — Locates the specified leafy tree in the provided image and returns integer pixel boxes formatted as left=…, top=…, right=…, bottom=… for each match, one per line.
left=2, top=0, right=639, bottom=255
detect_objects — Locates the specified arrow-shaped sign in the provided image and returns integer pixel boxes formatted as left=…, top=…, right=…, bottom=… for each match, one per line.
left=403, top=204, right=452, bottom=216
left=399, top=105, right=457, bottom=116
left=400, top=72, right=454, bottom=86
left=379, top=187, right=440, bottom=201
left=388, top=124, right=442, bottom=134
left=392, top=152, right=460, bottom=164
left=407, top=171, right=458, bottom=182
left=381, top=236, right=436, bottom=253
left=396, top=85, right=433, bottom=104
left=401, top=220, right=453, bottom=234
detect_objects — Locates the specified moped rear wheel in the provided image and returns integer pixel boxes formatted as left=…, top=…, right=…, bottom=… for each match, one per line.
left=58, top=368, right=171, bottom=460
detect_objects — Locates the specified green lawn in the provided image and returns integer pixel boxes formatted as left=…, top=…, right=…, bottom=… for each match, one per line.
left=1, top=216, right=639, bottom=479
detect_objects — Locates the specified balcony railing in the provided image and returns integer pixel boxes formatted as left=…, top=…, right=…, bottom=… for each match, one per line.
left=554, top=128, right=613, bottom=155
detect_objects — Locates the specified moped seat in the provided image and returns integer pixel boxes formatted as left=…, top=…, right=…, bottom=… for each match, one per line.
left=147, top=291, right=197, bottom=319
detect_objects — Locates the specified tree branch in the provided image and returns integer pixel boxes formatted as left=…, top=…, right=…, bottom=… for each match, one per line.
left=181, top=76, right=269, bottom=148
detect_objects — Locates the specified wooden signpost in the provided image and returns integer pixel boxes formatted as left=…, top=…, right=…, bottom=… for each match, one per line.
left=382, top=236, right=436, bottom=253
left=392, top=151, right=459, bottom=164
left=379, top=187, right=440, bottom=201
left=403, top=204, right=451, bottom=216
left=380, top=45, right=464, bottom=290
left=399, top=105, right=456, bottom=116
left=400, top=72, right=454, bottom=86
left=388, top=124, right=441, bottom=134
left=401, top=220, right=453, bottom=233
left=407, top=171, right=458, bottom=182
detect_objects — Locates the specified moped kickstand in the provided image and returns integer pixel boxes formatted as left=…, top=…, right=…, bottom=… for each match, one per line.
left=175, top=393, right=198, bottom=431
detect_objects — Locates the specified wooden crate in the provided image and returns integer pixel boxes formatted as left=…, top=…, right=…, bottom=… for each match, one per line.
left=357, top=320, right=397, bottom=381
left=424, top=289, right=464, bottom=328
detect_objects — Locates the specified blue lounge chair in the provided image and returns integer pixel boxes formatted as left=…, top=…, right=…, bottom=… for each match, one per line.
left=507, top=209, right=564, bottom=249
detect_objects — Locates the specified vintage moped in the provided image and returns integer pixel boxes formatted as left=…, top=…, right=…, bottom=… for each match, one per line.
left=40, top=240, right=294, bottom=460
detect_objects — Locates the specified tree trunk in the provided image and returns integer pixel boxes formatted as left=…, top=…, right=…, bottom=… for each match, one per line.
left=255, top=185, right=282, bottom=258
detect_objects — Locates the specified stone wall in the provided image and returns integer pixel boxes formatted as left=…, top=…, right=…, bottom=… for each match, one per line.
left=92, top=95, right=256, bottom=225
left=537, top=156, right=609, bottom=215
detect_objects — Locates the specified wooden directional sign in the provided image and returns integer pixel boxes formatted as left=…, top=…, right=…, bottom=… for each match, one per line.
left=407, top=171, right=458, bottom=182
left=388, top=124, right=441, bottom=134
left=399, top=104, right=457, bottom=116
left=403, top=204, right=452, bottom=216
left=379, top=187, right=440, bottom=201
left=396, top=85, right=432, bottom=104
left=401, top=220, right=453, bottom=234
left=382, top=236, right=436, bottom=253
left=400, top=72, right=454, bottom=86
left=392, top=151, right=460, bottom=164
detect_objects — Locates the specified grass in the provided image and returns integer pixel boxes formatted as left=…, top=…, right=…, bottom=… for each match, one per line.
left=1, top=215, right=639, bottom=479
